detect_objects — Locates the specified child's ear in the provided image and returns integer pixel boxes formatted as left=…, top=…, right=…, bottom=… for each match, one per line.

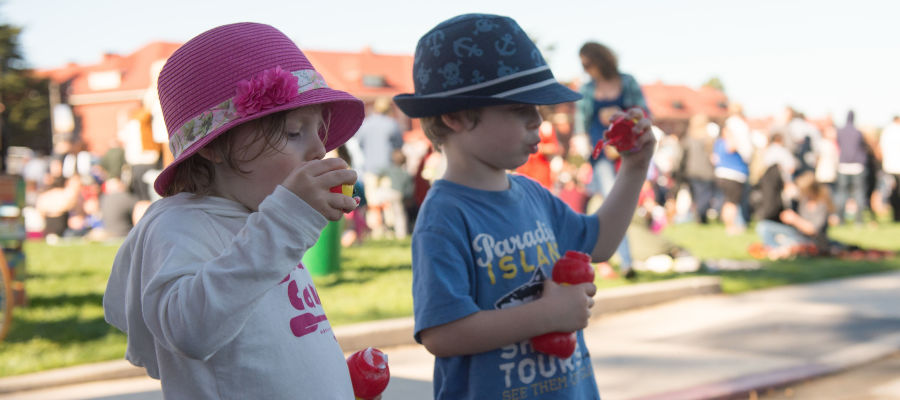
left=197, top=148, right=223, bottom=163
left=441, top=112, right=469, bottom=133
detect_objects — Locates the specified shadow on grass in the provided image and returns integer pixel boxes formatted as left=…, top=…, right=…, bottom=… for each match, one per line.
left=613, top=256, right=900, bottom=294
left=26, top=293, right=104, bottom=308
left=4, top=314, right=120, bottom=344
left=26, top=269, right=107, bottom=280
left=708, top=257, right=899, bottom=293
left=315, top=263, right=412, bottom=287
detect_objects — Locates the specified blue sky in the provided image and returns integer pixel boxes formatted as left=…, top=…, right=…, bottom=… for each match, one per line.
left=4, top=0, right=899, bottom=126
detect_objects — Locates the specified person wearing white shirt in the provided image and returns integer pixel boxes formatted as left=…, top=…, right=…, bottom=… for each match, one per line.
left=880, top=116, right=900, bottom=222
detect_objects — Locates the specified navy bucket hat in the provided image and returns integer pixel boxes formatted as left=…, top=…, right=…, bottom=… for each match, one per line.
left=393, top=13, right=582, bottom=118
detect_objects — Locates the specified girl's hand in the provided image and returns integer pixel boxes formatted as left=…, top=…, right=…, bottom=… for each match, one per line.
left=281, top=158, right=358, bottom=220
left=613, top=107, right=657, bottom=170
left=538, top=279, right=597, bottom=333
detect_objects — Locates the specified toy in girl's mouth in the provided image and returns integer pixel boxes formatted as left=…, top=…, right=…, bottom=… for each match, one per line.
left=330, top=184, right=354, bottom=197
left=346, top=347, right=390, bottom=400
left=591, top=107, right=647, bottom=160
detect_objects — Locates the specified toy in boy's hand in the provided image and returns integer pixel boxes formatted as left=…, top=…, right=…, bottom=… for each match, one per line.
left=530, top=250, right=595, bottom=359
left=591, top=108, right=647, bottom=160
left=347, top=347, right=390, bottom=400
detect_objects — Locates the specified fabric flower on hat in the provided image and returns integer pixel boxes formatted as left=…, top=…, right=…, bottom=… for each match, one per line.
left=234, top=66, right=300, bottom=117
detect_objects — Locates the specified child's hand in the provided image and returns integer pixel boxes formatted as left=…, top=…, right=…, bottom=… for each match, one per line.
left=281, top=158, right=358, bottom=220
left=612, top=107, right=656, bottom=169
left=538, top=279, right=596, bottom=333
left=780, top=209, right=799, bottom=225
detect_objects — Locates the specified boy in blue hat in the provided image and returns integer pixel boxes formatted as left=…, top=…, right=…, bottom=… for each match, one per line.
left=394, top=13, right=655, bottom=399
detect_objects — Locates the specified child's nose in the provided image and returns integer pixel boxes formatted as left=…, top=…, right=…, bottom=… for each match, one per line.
left=308, top=136, right=327, bottom=161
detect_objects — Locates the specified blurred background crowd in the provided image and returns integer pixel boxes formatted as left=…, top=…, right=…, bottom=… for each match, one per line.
left=1, top=25, right=897, bottom=274
left=12, top=93, right=900, bottom=266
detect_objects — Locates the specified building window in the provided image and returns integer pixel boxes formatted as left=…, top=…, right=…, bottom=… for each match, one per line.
left=362, top=75, right=388, bottom=88
left=87, top=71, right=122, bottom=91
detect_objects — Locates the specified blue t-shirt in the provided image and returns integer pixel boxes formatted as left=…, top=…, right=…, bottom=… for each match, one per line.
left=713, top=138, right=749, bottom=176
left=412, top=174, right=601, bottom=400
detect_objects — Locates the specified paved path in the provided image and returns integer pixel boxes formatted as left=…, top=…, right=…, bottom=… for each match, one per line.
left=2, top=271, right=898, bottom=400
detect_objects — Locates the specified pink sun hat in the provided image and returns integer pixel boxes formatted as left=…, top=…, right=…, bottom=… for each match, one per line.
left=153, top=22, right=364, bottom=196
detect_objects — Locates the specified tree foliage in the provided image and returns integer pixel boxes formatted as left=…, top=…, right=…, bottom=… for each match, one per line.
left=0, top=23, right=52, bottom=153
left=702, top=76, right=725, bottom=93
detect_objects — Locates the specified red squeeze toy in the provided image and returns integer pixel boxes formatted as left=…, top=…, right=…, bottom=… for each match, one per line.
left=530, top=250, right=595, bottom=359
left=330, top=184, right=354, bottom=197
left=331, top=183, right=361, bottom=206
left=591, top=108, right=647, bottom=160
left=347, top=347, right=390, bottom=400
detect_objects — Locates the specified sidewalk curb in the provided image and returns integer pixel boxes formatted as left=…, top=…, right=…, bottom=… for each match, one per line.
left=334, top=276, right=723, bottom=353
left=0, top=276, right=722, bottom=394
left=0, top=359, right=146, bottom=394
left=626, top=320, right=900, bottom=400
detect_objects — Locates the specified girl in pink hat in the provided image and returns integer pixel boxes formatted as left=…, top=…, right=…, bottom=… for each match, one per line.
left=104, top=23, right=368, bottom=399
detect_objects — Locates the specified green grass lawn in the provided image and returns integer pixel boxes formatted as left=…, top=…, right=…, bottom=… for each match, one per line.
left=1, top=241, right=126, bottom=377
left=657, top=222, right=900, bottom=293
left=1, top=221, right=898, bottom=376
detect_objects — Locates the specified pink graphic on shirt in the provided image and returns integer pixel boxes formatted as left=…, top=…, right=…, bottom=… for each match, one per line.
left=290, top=313, right=328, bottom=337
left=288, top=280, right=321, bottom=310
left=280, top=262, right=306, bottom=284
left=286, top=271, right=328, bottom=338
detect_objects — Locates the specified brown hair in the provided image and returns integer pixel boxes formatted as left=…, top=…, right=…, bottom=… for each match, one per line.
left=420, top=108, right=483, bottom=150
left=794, top=171, right=834, bottom=213
left=163, top=107, right=328, bottom=196
left=579, top=42, right=619, bottom=81
left=686, top=113, right=715, bottom=154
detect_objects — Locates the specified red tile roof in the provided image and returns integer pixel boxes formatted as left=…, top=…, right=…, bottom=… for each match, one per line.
left=642, top=81, right=729, bottom=120
left=40, top=43, right=413, bottom=101
left=39, top=42, right=181, bottom=95
left=304, top=47, right=414, bottom=99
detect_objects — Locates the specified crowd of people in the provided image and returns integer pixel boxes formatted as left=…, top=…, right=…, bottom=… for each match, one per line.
left=15, top=48, right=899, bottom=270
left=17, top=97, right=900, bottom=265
left=505, top=101, right=900, bottom=264
left=20, top=136, right=156, bottom=244
left=17, top=103, right=900, bottom=263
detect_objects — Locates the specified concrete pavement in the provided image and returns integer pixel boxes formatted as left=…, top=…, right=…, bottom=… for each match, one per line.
left=1, top=271, right=898, bottom=399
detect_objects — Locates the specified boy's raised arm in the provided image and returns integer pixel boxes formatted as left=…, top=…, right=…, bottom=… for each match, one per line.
left=590, top=109, right=657, bottom=261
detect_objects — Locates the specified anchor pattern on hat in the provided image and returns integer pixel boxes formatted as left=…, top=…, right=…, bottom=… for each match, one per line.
left=452, top=37, right=483, bottom=57
left=494, top=34, right=516, bottom=56
left=412, top=14, right=549, bottom=96
left=497, top=61, right=519, bottom=77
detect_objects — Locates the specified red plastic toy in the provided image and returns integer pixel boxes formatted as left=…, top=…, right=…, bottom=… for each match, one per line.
left=346, top=347, right=390, bottom=400
left=530, top=250, right=595, bottom=359
left=330, top=184, right=354, bottom=197
left=591, top=108, right=646, bottom=160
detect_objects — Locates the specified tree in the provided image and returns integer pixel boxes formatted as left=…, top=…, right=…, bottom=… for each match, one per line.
left=702, top=76, right=725, bottom=93
left=0, top=22, right=52, bottom=170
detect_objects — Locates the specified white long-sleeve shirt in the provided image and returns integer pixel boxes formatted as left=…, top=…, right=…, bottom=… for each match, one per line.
left=881, top=122, right=900, bottom=175
left=104, top=186, right=354, bottom=399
